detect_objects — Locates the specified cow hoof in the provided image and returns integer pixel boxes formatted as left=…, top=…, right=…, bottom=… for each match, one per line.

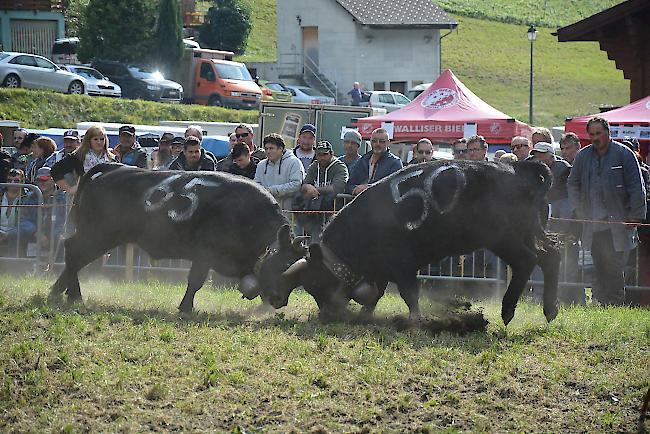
left=544, top=303, right=559, bottom=323
left=501, top=306, right=515, bottom=326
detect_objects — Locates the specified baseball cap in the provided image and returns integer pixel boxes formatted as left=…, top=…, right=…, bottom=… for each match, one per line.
left=172, top=136, right=185, bottom=145
left=119, top=125, right=136, bottom=136
left=343, top=130, right=362, bottom=145
left=314, top=141, right=333, bottom=153
left=36, top=166, right=52, bottom=181
left=531, top=142, right=554, bottom=154
left=161, top=132, right=175, bottom=142
left=63, top=129, right=80, bottom=139
left=300, top=123, right=316, bottom=136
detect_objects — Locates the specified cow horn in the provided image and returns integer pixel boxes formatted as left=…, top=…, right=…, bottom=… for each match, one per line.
left=351, top=281, right=379, bottom=305
left=282, top=258, right=308, bottom=277
left=239, top=274, right=260, bottom=300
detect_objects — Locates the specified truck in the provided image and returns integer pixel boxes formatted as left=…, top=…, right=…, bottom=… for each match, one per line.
left=173, top=47, right=262, bottom=110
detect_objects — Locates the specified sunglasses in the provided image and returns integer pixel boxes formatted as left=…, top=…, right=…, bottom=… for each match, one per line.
left=417, top=150, right=433, bottom=155
left=453, top=149, right=468, bottom=154
left=236, top=133, right=249, bottom=138
left=371, top=139, right=387, bottom=144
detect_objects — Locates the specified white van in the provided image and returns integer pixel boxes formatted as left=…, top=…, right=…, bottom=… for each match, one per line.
left=51, top=37, right=80, bottom=65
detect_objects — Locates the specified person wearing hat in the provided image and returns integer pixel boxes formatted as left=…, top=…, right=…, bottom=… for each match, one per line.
left=293, top=123, right=317, bottom=170
left=226, top=142, right=259, bottom=179
left=114, top=125, right=147, bottom=168
left=296, top=140, right=349, bottom=240
left=45, top=130, right=81, bottom=171
left=168, top=136, right=216, bottom=171
left=170, top=135, right=184, bottom=159
left=153, top=132, right=175, bottom=170
left=340, top=130, right=362, bottom=172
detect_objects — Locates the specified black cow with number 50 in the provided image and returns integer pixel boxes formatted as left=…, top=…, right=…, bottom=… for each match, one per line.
left=50, top=163, right=287, bottom=311
left=255, top=160, right=561, bottom=325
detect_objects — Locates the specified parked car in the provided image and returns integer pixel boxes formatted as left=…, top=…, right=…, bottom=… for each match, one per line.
left=406, top=83, right=432, bottom=100
left=361, top=91, right=411, bottom=112
left=286, top=85, right=335, bottom=105
left=61, top=65, right=121, bottom=97
left=0, top=51, right=86, bottom=94
left=92, top=60, right=183, bottom=102
left=259, top=80, right=292, bottom=102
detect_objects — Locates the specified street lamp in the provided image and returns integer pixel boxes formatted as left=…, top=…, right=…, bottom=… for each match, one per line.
left=527, top=25, right=537, bottom=125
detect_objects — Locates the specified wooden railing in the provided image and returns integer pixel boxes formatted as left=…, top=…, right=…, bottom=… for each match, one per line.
left=0, top=0, right=63, bottom=11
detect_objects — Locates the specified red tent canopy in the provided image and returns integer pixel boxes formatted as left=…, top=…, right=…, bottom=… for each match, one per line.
left=354, top=69, right=532, bottom=144
left=564, top=94, right=650, bottom=141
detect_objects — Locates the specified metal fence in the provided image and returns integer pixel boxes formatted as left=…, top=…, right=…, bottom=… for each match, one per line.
left=0, top=186, right=648, bottom=301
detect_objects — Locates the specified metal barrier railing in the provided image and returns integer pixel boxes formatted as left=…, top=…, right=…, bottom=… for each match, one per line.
left=0, top=187, right=648, bottom=298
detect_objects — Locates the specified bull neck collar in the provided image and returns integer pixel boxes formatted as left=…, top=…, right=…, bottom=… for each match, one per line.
left=319, top=242, right=362, bottom=288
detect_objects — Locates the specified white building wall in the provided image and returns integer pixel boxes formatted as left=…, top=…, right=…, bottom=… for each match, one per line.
left=277, top=0, right=443, bottom=99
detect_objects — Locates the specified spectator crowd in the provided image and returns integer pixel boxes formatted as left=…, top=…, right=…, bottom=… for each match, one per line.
left=0, top=116, right=648, bottom=307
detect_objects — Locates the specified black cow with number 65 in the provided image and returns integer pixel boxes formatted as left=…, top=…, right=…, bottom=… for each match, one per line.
left=253, top=160, right=561, bottom=325
left=49, top=163, right=287, bottom=311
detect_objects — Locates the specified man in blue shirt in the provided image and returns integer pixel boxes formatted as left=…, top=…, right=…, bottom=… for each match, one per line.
left=346, top=128, right=402, bottom=196
left=567, top=116, right=647, bottom=305
left=347, top=82, right=362, bottom=106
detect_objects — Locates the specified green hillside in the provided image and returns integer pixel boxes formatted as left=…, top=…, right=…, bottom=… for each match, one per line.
left=237, top=0, right=629, bottom=127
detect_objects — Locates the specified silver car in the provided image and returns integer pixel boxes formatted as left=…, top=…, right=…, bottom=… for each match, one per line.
left=286, top=85, right=335, bottom=105
left=0, top=51, right=86, bottom=94
left=62, top=65, right=121, bottom=97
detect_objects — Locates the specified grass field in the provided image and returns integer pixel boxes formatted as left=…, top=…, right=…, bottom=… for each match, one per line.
left=0, top=89, right=257, bottom=130
left=1, top=275, right=648, bottom=432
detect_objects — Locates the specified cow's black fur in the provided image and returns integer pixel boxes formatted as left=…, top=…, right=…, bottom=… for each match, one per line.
left=50, top=163, right=287, bottom=312
left=257, top=160, right=561, bottom=325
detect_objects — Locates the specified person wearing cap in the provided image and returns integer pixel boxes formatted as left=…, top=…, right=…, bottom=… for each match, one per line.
left=114, top=125, right=147, bottom=168
left=408, top=138, right=437, bottom=165
left=340, top=130, right=362, bottom=172
left=171, top=136, right=184, bottom=159
left=168, top=136, right=216, bottom=171
left=296, top=141, right=349, bottom=240
left=52, top=125, right=116, bottom=195
left=293, top=123, right=317, bottom=170
left=254, top=133, right=305, bottom=213
left=234, top=123, right=264, bottom=160
left=568, top=116, right=647, bottom=305
left=226, top=143, right=259, bottom=179
left=346, top=127, right=402, bottom=196
left=153, top=132, right=175, bottom=170
left=23, top=166, right=66, bottom=251
left=45, top=129, right=81, bottom=173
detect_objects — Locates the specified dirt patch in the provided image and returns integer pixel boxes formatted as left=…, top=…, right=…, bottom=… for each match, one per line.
left=391, top=299, right=489, bottom=334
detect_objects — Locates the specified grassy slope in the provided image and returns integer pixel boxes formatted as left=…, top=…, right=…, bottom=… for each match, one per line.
left=235, top=0, right=629, bottom=127
left=1, top=276, right=648, bottom=432
left=442, top=16, right=628, bottom=127
left=0, top=89, right=257, bottom=129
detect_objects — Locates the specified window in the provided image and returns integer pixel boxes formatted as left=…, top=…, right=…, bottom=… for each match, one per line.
left=214, top=63, right=252, bottom=81
left=0, top=53, right=10, bottom=61
left=395, top=94, right=411, bottom=104
left=267, top=83, right=285, bottom=91
left=35, top=57, right=56, bottom=69
left=411, top=80, right=423, bottom=87
left=72, top=67, right=104, bottom=80
left=9, top=55, right=36, bottom=67
left=296, top=87, right=323, bottom=97
left=95, top=63, right=122, bottom=77
left=373, top=82, right=385, bottom=91
left=389, top=81, right=406, bottom=94
left=379, top=94, right=395, bottom=104
left=128, top=66, right=164, bottom=80
left=199, top=63, right=215, bottom=81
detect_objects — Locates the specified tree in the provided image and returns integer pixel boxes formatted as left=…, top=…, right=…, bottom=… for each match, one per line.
left=63, top=0, right=90, bottom=37
left=199, top=0, right=251, bottom=55
left=155, top=0, right=184, bottom=76
left=77, top=0, right=158, bottom=64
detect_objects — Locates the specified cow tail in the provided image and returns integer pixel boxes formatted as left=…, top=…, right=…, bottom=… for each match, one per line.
left=69, top=163, right=123, bottom=224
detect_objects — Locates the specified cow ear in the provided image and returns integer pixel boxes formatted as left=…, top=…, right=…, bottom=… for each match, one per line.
left=308, top=244, right=323, bottom=263
left=277, top=224, right=292, bottom=251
